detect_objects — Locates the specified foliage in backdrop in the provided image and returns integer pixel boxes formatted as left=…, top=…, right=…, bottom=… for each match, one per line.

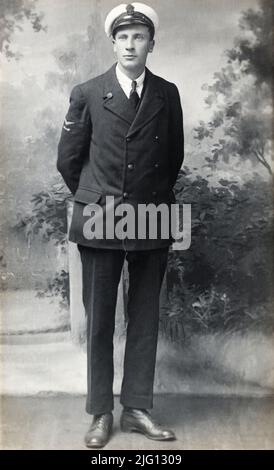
left=0, top=0, right=46, bottom=59
left=162, top=169, right=273, bottom=343
left=160, top=0, right=273, bottom=342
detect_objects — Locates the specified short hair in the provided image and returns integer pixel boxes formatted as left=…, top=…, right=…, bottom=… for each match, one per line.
left=112, top=24, right=154, bottom=41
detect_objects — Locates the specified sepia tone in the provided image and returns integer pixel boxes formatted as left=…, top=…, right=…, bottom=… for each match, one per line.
left=0, top=0, right=273, bottom=450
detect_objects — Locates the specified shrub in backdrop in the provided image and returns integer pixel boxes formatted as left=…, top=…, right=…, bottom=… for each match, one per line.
left=161, top=169, right=273, bottom=342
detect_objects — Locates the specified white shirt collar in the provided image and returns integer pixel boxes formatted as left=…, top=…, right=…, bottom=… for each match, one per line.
left=116, top=64, right=146, bottom=98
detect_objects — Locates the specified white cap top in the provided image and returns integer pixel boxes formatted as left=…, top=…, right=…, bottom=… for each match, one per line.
left=104, top=2, right=159, bottom=38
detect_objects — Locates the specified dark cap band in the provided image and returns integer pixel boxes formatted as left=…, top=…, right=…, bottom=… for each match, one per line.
left=111, top=11, right=155, bottom=37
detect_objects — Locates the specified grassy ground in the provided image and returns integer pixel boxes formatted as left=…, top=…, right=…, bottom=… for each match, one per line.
left=155, top=331, right=274, bottom=394
left=1, top=330, right=273, bottom=396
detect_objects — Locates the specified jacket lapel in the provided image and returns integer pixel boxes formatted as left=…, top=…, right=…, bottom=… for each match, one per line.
left=102, top=64, right=165, bottom=133
left=102, top=64, right=136, bottom=124
left=126, top=68, right=165, bottom=138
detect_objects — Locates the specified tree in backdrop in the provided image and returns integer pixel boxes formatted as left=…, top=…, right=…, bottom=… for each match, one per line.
left=162, top=0, right=273, bottom=342
left=194, top=0, right=273, bottom=174
left=7, top=0, right=111, bottom=300
left=45, top=0, right=112, bottom=95
left=0, top=0, right=46, bottom=59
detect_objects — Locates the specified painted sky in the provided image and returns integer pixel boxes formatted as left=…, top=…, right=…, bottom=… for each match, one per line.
left=1, top=0, right=259, bottom=129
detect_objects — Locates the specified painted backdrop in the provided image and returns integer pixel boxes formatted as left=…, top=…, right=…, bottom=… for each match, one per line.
left=0, top=0, right=273, bottom=396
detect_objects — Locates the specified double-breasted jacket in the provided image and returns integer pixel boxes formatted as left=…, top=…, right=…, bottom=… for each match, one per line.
left=57, top=63, right=184, bottom=250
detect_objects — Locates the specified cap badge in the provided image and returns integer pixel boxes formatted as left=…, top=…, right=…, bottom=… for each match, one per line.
left=126, top=4, right=135, bottom=15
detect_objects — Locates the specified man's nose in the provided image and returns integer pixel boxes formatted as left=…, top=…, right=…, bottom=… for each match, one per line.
left=125, top=38, right=135, bottom=50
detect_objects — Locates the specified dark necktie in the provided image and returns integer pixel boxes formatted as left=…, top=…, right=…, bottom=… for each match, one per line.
left=129, top=80, right=140, bottom=109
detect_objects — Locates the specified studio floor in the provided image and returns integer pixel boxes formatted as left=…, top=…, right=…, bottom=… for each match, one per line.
left=1, top=394, right=274, bottom=450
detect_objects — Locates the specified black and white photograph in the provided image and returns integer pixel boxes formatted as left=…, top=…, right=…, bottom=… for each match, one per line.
left=0, top=0, right=273, bottom=452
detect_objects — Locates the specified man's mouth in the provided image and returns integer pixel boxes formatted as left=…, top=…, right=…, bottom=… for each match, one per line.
left=123, top=55, right=137, bottom=58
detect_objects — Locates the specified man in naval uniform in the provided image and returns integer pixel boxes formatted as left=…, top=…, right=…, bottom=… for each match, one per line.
left=57, top=2, right=184, bottom=448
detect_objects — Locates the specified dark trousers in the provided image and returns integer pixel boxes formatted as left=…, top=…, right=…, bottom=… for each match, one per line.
left=78, top=245, right=169, bottom=415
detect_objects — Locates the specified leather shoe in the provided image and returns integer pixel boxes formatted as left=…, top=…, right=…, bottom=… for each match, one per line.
left=84, top=412, right=113, bottom=448
left=120, top=407, right=176, bottom=441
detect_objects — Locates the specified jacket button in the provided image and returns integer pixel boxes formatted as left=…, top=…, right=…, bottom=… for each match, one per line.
left=154, top=163, right=159, bottom=169
left=123, top=192, right=128, bottom=198
left=127, top=163, right=134, bottom=170
left=155, top=135, right=159, bottom=141
left=152, top=191, right=157, bottom=196
left=126, top=137, right=131, bottom=142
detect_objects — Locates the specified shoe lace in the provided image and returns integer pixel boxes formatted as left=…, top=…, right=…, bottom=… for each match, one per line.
left=134, top=409, right=161, bottom=428
left=96, top=414, right=109, bottom=430
left=146, top=412, right=161, bottom=428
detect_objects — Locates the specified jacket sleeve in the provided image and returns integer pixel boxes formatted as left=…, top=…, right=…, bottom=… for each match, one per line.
left=57, top=85, right=92, bottom=195
left=168, top=83, right=184, bottom=190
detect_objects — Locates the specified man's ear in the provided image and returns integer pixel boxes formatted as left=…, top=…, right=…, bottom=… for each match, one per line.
left=148, top=39, right=155, bottom=53
left=112, top=37, right=117, bottom=53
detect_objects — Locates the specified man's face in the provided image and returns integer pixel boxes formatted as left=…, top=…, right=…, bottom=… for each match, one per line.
left=112, top=24, right=154, bottom=74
